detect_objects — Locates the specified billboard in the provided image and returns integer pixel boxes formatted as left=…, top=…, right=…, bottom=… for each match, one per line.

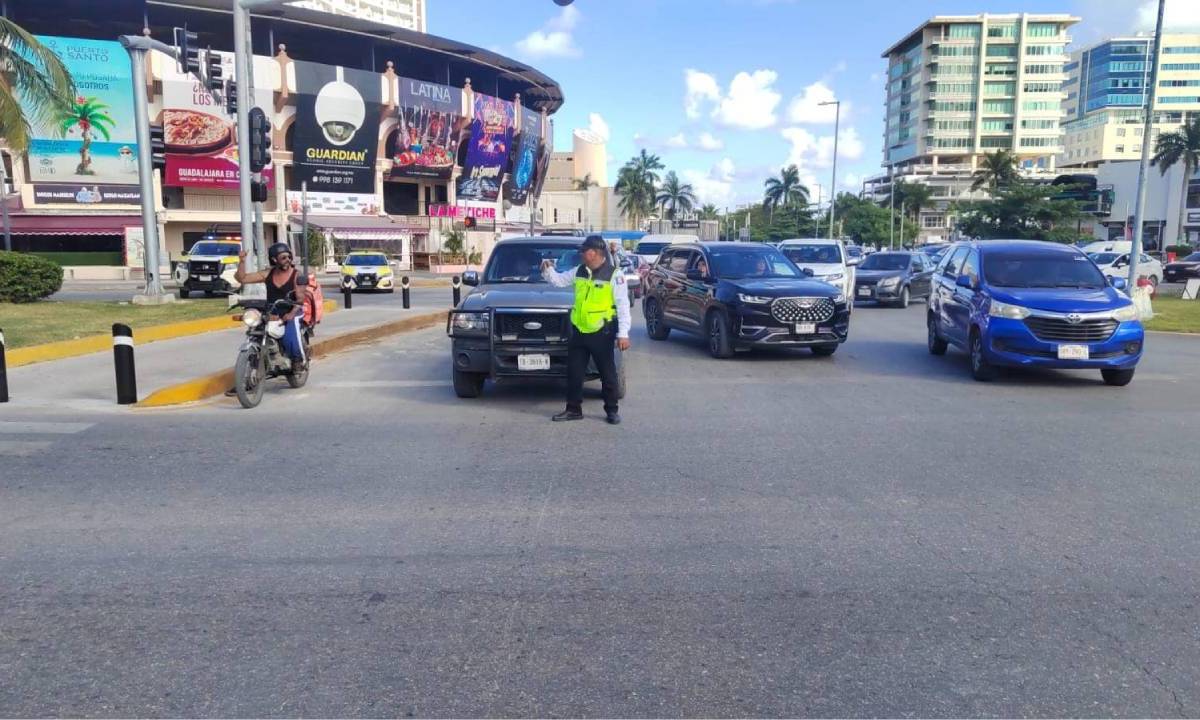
left=31, top=183, right=140, bottom=205
left=456, top=92, right=513, bottom=201
left=504, top=107, right=542, bottom=206
left=162, top=52, right=275, bottom=189
left=22, top=36, right=139, bottom=188
left=292, top=62, right=382, bottom=194
left=390, top=79, right=466, bottom=181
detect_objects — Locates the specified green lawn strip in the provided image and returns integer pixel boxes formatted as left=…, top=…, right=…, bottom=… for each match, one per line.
left=1146, top=296, right=1200, bottom=334
left=0, top=300, right=230, bottom=348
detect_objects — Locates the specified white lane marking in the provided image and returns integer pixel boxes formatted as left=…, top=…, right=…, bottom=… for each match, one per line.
left=0, top=441, right=54, bottom=456
left=324, top=380, right=452, bottom=388
left=0, top=421, right=94, bottom=434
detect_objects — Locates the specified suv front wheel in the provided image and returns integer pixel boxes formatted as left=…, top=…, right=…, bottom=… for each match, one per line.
left=644, top=298, right=670, bottom=340
left=453, top=369, right=485, bottom=398
left=707, top=311, right=734, bottom=359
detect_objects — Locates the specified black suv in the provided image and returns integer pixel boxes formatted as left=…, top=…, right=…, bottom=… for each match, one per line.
left=642, top=242, right=850, bottom=358
left=447, top=236, right=626, bottom=398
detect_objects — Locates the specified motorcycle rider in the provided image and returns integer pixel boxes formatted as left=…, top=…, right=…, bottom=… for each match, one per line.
left=234, top=242, right=308, bottom=365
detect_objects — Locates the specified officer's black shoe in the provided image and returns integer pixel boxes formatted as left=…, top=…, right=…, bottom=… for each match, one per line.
left=606, top=412, right=622, bottom=425
left=552, top=409, right=584, bottom=422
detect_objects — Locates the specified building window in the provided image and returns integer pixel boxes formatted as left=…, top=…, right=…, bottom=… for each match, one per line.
left=1022, top=101, right=1060, bottom=112
left=1164, top=46, right=1200, bottom=54
left=922, top=214, right=946, bottom=228
left=1109, top=61, right=1147, bottom=72
left=553, top=208, right=559, bottom=223
left=982, top=99, right=1014, bottom=113
left=1134, top=145, right=1142, bottom=153
left=1161, top=79, right=1200, bottom=87
left=984, top=81, right=1015, bottom=96
left=984, top=63, right=1017, bottom=76
left=1160, top=96, right=1200, bottom=104
left=937, top=45, right=978, bottom=57
left=1025, top=44, right=1063, bottom=56
left=1110, top=43, right=1148, bottom=55
left=1019, top=136, right=1058, bottom=147
left=981, top=119, right=1013, bottom=131
left=1024, top=64, right=1060, bottom=75
left=1117, top=127, right=1126, bottom=136
left=1021, top=119, right=1057, bottom=129
left=986, top=45, right=1017, bottom=57
left=1026, top=23, right=1060, bottom=38
left=981, top=137, right=1013, bottom=148
left=1024, top=81, right=1060, bottom=93
left=987, top=24, right=1017, bottom=38
left=948, top=24, right=981, bottom=39
left=1115, top=145, right=1125, bottom=153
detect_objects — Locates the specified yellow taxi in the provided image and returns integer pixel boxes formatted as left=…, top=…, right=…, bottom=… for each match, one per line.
left=340, top=250, right=395, bottom=292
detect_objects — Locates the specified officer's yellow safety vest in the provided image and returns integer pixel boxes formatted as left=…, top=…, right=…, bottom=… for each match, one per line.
left=571, top=264, right=616, bottom=334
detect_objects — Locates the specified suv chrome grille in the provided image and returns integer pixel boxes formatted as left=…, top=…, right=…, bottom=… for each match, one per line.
left=494, top=311, right=569, bottom=343
left=189, top=261, right=220, bottom=274
left=1024, top=316, right=1118, bottom=343
left=770, top=297, right=835, bottom=323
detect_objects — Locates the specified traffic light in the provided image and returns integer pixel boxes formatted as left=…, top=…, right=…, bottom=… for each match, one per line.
left=149, top=124, right=166, bottom=171
left=204, top=48, right=223, bottom=95
left=174, top=26, right=200, bottom=76
left=248, top=107, right=271, bottom=172
left=463, top=216, right=477, bottom=229
left=250, top=178, right=269, bottom=203
left=224, top=79, right=238, bottom=116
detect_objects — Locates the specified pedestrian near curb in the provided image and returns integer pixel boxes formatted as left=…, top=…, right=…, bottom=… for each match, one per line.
left=541, top=235, right=631, bottom=424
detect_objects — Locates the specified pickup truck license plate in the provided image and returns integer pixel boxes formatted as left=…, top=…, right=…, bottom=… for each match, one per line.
left=857, top=286, right=871, bottom=297
left=199, top=275, right=213, bottom=282
left=794, top=322, right=817, bottom=335
left=1057, top=344, right=1089, bottom=360
left=518, top=354, right=551, bottom=371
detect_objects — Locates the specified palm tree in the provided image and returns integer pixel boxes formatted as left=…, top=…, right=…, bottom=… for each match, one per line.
left=60, top=96, right=115, bottom=176
left=971, top=150, right=1019, bottom=194
left=0, top=18, right=76, bottom=154
left=763, top=164, right=810, bottom=228
left=699, top=203, right=719, bottom=220
left=1151, top=117, right=1200, bottom=247
left=614, top=150, right=664, bottom=229
left=655, top=171, right=697, bottom=220
left=896, top=181, right=933, bottom=238
left=573, top=173, right=599, bottom=231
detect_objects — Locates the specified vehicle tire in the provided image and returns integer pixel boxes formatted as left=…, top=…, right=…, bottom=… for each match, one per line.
left=969, top=328, right=997, bottom=381
left=616, top=356, right=627, bottom=400
left=927, top=314, right=948, bottom=355
left=453, top=369, right=485, bottom=398
left=707, top=310, right=735, bottom=359
left=897, top=286, right=910, bottom=309
left=644, top=298, right=670, bottom=341
left=810, top=343, right=838, bottom=356
left=1101, top=368, right=1135, bottom=386
left=205, top=290, right=215, bottom=298
left=234, top=346, right=266, bottom=408
left=178, top=287, right=189, bottom=299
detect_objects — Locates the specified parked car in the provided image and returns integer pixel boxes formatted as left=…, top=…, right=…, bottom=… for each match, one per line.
left=845, top=245, right=864, bottom=264
left=927, top=240, right=1143, bottom=385
left=1088, top=251, right=1162, bottom=288
left=1164, top=251, right=1200, bottom=283
left=179, top=239, right=242, bottom=298
left=621, top=255, right=643, bottom=302
left=777, top=238, right=857, bottom=301
left=446, top=236, right=625, bottom=398
left=634, top=234, right=698, bottom=266
left=853, top=251, right=935, bottom=307
left=642, top=242, right=850, bottom=358
left=339, top=250, right=395, bottom=292
left=921, top=243, right=951, bottom=263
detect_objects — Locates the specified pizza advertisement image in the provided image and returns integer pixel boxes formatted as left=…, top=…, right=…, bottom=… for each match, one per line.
left=390, top=79, right=466, bottom=181
left=161, top=51, right=275, bottom=189
left=456, top=92, right=514, bottom=201
left=504, top=107, right=542, bottom=206
left=293, top=62, right=383, bottom=195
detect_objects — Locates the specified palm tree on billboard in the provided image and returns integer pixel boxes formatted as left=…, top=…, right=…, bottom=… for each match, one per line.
left=59, top=96, right=115, bottom=176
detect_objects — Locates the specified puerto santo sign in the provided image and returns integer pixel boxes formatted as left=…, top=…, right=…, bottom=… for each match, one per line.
left=428, top=204, right=495, bottom=220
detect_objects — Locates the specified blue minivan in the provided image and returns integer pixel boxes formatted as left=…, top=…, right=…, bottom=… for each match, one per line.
left=927, top=240, right=1144, bottom=385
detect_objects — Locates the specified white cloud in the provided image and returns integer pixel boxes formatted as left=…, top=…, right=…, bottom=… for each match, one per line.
left=516, top=5, right=581, bottom=58
left=587, top=113, right=610, bottom=142
left=684, top=69, right=721, bottom=119
left=1137, top=0, right=1200, bottom=31
left=666, top=133, right=688, bottom=148
left=715, top=70, right=781, bottom=129
left=781, top=126, right=865, bottom=181
left=786, top=81, right=846, bottom=125
left=681, top=158, right=739, bottom=207
left=696, top=132, right=724, bottom=151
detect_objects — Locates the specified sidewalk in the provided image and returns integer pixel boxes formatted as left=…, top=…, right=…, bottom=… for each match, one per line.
left=5, top=292, right=448, bottom=410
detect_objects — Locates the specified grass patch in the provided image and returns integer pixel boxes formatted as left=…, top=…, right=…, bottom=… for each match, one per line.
left=1145, top=296, right=1200, bottom=333
left=0, top=299, right=229, bottom=348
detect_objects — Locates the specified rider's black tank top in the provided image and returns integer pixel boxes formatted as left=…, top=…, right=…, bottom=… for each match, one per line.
left=267, top=269, right=296, bottom=304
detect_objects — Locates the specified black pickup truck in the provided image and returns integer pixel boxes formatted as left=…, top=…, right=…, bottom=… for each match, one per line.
left=446, top=236, right=626, bottom=398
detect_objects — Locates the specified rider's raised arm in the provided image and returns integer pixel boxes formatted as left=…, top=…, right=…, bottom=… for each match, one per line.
left=234, top=250, right=270, bottom=285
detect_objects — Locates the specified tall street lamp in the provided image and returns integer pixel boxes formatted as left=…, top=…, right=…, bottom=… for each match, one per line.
left=819, top=100, right=841, bottom=239
left=1129, top=0, right=1166, bottom=291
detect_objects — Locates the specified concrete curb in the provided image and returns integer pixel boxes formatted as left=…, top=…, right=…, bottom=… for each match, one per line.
left=1146, top=329, right=1200, bottom=337
left=7, top=299, right=339, bottom=368
left=137, top=310, right=447, bottom=408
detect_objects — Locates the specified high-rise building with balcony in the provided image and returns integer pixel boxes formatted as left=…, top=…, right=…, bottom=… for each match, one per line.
left=870, top=13, right=1079, bottom=242
left=1060, top=34, right=1200, bottom=168
left=293, top=0, right=425, bottom=32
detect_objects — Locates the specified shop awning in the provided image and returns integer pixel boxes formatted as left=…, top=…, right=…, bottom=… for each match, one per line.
left=292, top=215, right=421, bottom=241
left=4, top=214, right=143, bottom=236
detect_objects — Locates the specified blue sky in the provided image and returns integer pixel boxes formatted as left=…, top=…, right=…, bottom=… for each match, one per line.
left=430, top=0, right=1199, bottom=209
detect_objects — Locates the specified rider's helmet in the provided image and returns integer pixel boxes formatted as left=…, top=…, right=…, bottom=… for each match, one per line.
left=268, top=242, right=292, bottom=267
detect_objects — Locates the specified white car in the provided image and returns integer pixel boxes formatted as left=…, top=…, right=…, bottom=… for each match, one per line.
left=635, top=234, right=698, bottom=266
left=1089, top=250, right=1163, bottom=288
left=776, top=237, right=858, bottom=299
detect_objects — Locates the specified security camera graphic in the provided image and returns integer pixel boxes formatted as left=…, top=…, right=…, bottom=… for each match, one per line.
left=315, top=67, right=365, bottom=146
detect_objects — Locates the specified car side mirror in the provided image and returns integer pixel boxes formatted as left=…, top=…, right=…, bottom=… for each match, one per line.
left=847, top=256, right=862, bottom=266
left=462, top=270, right=479, bottom=287
left=1110, top=276, right=1127, bottom=290
left=801, top=267, right=815, bottom=277
left=956, top=273, right=975, bottom=289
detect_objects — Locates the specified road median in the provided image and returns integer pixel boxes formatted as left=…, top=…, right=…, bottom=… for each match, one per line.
left=137, top=309, right=447, bottom=407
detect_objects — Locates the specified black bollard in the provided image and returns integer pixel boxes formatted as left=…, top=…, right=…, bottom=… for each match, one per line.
left=452, top=275, right=461, bottom=307
left=401, top=276, right=411, bottom=309
left=342, top=279, right=353, bottom=309
left=112, top=324, right=137, bottom=405
left=0, top=327, right=9, bottom=403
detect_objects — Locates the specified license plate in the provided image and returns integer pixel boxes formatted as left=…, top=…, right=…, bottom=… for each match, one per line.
left=1057, top=344, right=1089, bottom=360
left=858, top=287, right=871, bottom=297
left=794, top=322, right=817, bottom=335
left=517, top=354, right=551, bottom=371
left=199, top=275, right=213, bottom=282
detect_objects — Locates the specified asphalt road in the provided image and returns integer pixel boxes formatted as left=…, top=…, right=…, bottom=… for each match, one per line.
left=3, top=302, right=1199, bottom=717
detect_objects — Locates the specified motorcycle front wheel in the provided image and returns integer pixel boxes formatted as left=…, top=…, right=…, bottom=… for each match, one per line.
left=234, top=345, right=266, bottom=408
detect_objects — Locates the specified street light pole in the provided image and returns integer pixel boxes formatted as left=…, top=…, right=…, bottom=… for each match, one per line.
left=820, top=99, right=841, bottom=240
left=0, top=164, right=11, bottom=252
left=1128, top=0, right=1165, bottom=292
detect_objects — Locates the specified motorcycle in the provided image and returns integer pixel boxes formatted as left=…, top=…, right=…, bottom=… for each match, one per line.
left=231, top=296, right=312, bottom=408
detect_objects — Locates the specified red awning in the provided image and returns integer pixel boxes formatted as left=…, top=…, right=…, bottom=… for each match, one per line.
left=5, top=214, right=143, bottom=236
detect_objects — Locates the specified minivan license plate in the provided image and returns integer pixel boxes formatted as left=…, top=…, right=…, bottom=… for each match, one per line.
left=1057, top=344, right=1089, bottom=360
left=794, top=322, right=817, bottom=335
left=518, top=354, right=551, bottom=371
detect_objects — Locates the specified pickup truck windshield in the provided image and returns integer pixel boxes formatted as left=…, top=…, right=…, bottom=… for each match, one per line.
left=346, top=255, right=388, bottom=266
left=190, top=242, right=240, bottom=256
left=485, top=244, right=583, bottom=283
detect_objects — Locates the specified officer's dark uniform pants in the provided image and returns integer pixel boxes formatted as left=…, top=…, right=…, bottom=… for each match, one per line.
left=566, top=322, right=618, bottom=414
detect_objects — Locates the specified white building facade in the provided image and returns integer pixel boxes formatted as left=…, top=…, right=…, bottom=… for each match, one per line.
left=293, top=0, right=426, bottom=31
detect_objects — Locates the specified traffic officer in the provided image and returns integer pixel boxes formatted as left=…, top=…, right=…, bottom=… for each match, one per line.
left=541, top=235, right=632, bottom=424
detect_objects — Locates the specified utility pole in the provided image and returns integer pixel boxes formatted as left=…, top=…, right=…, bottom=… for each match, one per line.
left=1128, top=0, right=1165, bottom=292
left=889, top=175, right=895, bottom=250
left=820, top=99, right=841, bottom=240
left=0, top=164, right=11, bottom=252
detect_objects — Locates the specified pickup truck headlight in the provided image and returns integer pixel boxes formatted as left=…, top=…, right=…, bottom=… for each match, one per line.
left=878, top=276, right=901, bottom=289
left=379, top=267, right=393, bottom=276
left=988, top=299, right=1031, bottom=320
left=450, top=311, right=490, bottom=335
left=1112, top=305, right=1138, bottom=322
left=737, top=293, right=772, bottom=304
